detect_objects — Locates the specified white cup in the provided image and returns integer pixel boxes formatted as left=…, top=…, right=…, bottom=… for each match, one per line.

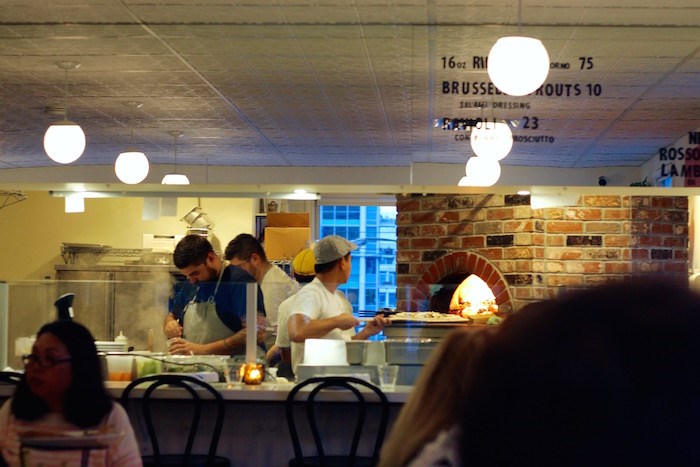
left=377, top=364, right=399, bottom=391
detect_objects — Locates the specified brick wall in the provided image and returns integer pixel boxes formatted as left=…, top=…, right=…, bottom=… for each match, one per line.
left=396, top=193, right=689, bottom=311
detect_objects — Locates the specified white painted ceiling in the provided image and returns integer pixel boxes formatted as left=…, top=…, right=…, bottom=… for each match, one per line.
left=0, top=0, right=698, bottom=178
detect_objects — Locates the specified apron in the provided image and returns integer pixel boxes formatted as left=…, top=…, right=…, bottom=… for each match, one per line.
left=182, top=267, right=233, bottom=344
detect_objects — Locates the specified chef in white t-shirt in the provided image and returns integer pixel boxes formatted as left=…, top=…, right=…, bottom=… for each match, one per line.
left=288, top=235, right=391, bottom=373
left=225, top=233, right=301, bottom=349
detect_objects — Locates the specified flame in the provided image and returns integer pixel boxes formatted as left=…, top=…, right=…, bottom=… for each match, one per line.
left=449, top=275, right=498, bottom=317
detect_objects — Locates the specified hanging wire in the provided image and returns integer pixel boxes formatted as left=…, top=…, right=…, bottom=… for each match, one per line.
left=173, top=134, right=178, bottom=172
left=63, top=68, right=69, bottom=120
left=173, top=132, right=180, bottom=172
left=124, top=101, right=143, bottom=149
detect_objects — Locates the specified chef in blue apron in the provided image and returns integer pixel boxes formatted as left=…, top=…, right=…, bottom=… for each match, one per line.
left=164, top=234, right=266, bottom=355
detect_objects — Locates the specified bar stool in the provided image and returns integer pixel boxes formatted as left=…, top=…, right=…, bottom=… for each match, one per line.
left=285, top=376, right=390, bottom=467
left=121, top=374, right=230, bottom=466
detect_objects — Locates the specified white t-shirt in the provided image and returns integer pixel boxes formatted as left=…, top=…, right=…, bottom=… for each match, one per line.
left=290, top=277, right=355, bottom=373
left=260, top=264, right=301, bottom=327
left=274, top=293, right=297, bottom=349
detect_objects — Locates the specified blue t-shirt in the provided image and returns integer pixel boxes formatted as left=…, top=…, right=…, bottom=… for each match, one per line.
left=170, top=265, right=266, bottom=333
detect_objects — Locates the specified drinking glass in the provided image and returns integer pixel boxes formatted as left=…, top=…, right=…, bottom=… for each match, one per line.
left=377, top=364, right=399, bottom=391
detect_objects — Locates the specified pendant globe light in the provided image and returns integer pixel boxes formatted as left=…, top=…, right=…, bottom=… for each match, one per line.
left=459, top=157, right=502, bottom=187
left=115, top=101, right=149, bottom=184
left=115, top=151, right=149, bottom=184
left=161, top=131, right=190, bottom=185
left=487, top=0, right=549, bottom=96
left=43, top=61, right=86, bottom=164
left=470, top=120, right=513, bottom=161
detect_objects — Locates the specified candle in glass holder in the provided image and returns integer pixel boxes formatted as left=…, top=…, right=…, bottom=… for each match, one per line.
left=243, top=363, right=264, bottom=385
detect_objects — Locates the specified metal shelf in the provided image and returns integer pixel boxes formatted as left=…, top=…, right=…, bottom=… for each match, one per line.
left=61, top=244, right=173, bottom=266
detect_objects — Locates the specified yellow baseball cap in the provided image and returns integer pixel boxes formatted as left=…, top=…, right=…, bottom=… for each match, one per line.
left=293, top=248, right=316, bottom=276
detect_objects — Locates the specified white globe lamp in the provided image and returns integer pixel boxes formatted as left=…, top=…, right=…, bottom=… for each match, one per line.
left=115, top=151, right=149, bottom=184
left=43, top=120, right=86, bottom=164
left=488, top=36, right=549, bottom=96
left=470, top=121, right=513, bottom=161
left=464, top=157, right=502, bottom=187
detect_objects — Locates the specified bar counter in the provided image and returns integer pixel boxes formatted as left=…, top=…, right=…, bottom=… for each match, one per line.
left=1, top=380, right=409, bottom=467
left=104, top=380, right=412, bottom=403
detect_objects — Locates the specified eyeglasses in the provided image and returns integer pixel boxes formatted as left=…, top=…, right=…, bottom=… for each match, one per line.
left=22, top=354, right=72, bottom=369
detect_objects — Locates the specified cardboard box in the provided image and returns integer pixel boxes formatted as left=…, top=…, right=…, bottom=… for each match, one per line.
left=265, top=227, right=311, bottom=260
left=266, top=212, right=310, bottom=228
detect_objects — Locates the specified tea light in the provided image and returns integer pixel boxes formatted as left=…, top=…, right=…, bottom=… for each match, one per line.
left=243, top=363, right=264, bottom=385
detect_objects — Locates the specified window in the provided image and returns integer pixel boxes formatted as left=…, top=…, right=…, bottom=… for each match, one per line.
left=366, top=257, right=377, bottom=274
left=318, top=205, right=397, bottom=314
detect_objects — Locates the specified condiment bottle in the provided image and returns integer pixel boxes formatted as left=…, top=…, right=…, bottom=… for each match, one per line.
left=115, top=331, right=128, bottom=351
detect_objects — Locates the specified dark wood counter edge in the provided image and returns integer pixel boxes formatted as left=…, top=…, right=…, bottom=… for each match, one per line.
left=1, top=382, right=412, bottom=403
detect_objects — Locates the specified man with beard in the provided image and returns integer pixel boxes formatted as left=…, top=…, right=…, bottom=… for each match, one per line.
left=163, top=235, right=266, bottom=356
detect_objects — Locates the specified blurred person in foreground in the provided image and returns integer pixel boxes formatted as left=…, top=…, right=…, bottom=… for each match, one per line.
left=288, top=235, right=390, bottom=373
left=458, top=277, right=700, bottom=467
left=378, top=327, right=493, bottom=467
left=164, top=234, right=266, bottom=356
left=225, top=233, right=301, bottom=350
left=0, top=320, right=141, bottom=466
left=269, top=248, right=317, bottom=378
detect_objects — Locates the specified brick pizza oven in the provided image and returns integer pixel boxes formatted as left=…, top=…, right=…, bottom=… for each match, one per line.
left=396, top=193, right=689, bottom=312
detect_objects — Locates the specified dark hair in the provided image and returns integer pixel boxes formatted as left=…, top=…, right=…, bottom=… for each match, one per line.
left=314, top=255, right=347, bottom=274
left=12, top=320, right=112, bottom=428
left=458, top=278, right=700, bottom=466
left=224, top=233, right=267, bottom=262
left=174, top=234, right=213, bottom=269
left=295, top=273, right=315, bottom=284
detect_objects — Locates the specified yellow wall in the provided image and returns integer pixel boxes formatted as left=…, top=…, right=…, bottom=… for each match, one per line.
left=0, top=192, right=256, bottom=281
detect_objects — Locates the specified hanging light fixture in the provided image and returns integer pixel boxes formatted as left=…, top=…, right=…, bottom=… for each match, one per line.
left=161, top=131, right=190, bottom=185
left=470, top=120, right=513, bottom=160
left=459, top=157, right=502, bottom=187
left=115, top=101, right=150, bottom=184
left=43, top=61, right=86, bottom=164
left=115, top=151, right=149, bottom=184
left=487, top=0, right=549, bottom=96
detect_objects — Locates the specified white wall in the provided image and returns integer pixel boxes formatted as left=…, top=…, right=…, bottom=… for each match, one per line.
left=0, top=192, right=256, bottom=281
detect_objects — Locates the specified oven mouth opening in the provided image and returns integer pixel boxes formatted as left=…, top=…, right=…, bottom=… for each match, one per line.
left=429, top=272, right=498, bottom=317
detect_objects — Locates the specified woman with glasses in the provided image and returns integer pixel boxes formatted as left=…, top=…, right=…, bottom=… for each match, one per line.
left=0, top=320, right=141, bottom=466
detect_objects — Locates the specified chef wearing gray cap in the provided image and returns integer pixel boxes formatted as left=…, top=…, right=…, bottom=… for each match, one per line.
left=288, top=234, right=390, bottom=372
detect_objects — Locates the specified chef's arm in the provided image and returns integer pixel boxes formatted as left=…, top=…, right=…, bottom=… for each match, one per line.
left=353, top=315, right=391, bottom=340
left=168, top=330, right=246, bottom=355
left=288, top=313, right=359, bottom=343
left=163, top=312, right=183, bottom=338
